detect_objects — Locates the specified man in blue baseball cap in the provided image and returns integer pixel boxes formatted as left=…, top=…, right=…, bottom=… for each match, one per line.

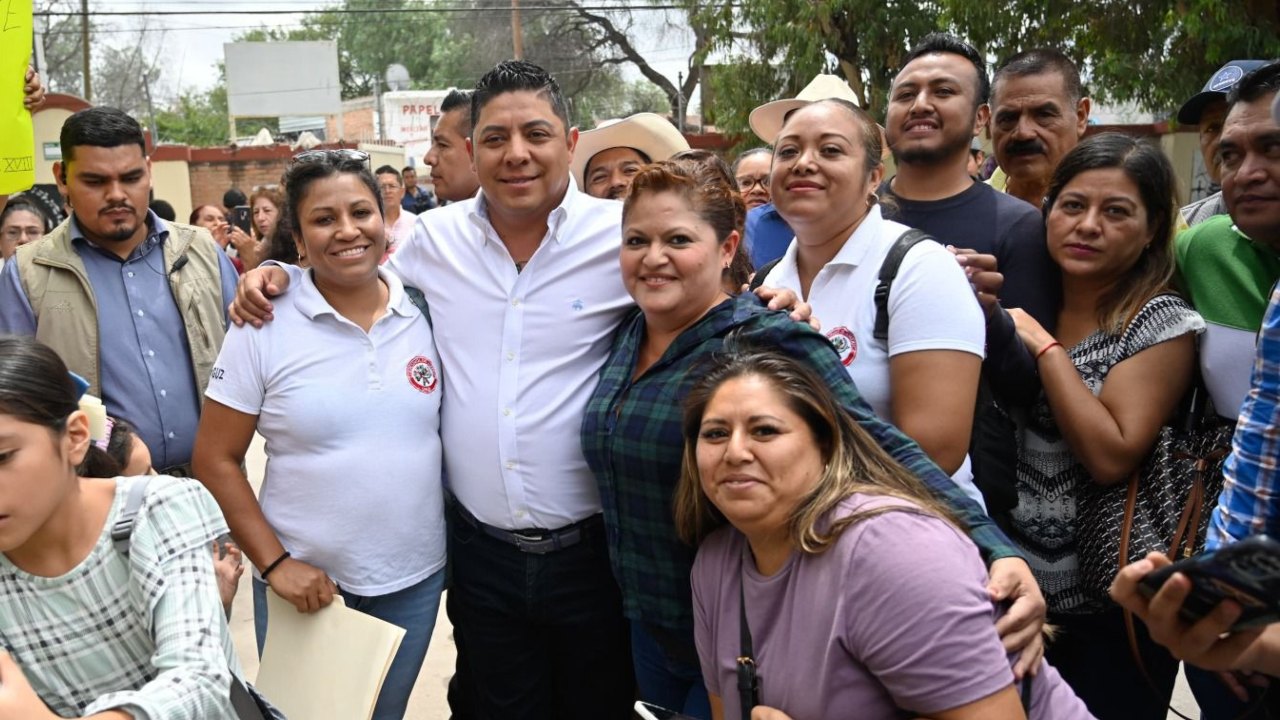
left=1178, top=60, right=1269, bottom=227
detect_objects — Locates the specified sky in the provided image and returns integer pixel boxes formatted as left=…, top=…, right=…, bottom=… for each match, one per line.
left=55, top=1, right=700, bottom=104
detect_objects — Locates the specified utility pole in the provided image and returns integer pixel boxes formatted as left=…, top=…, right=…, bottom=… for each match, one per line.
left=80, top=0, right=91, bottom=101
left=511, top=0, right=524, bottom=60
left=676, top=72, right=686, bottom=133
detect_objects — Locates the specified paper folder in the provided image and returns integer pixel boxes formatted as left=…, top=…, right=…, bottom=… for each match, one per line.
left=256, top=591, right=406, bottom=720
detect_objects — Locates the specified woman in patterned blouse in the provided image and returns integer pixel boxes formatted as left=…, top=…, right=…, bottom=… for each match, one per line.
left=1006, top=133, right=1205, bottom=719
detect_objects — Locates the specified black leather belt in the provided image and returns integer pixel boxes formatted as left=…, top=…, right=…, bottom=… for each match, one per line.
left=452, top=499, right=601, bottom=555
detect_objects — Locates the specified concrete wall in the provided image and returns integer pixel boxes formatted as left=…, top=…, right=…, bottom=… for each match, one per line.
left=151, top=158, right=194, bottom=222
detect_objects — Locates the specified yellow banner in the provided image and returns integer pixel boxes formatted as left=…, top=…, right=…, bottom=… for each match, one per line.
left=0, top=0, right=36, bottom=195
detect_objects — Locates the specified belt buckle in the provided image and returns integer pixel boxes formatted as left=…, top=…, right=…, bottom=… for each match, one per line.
left=512, top=530, right=551, bottom=554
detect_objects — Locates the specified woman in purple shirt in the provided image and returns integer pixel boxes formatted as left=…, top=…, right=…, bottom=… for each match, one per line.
left=675, top=350, right=1094, bottom=720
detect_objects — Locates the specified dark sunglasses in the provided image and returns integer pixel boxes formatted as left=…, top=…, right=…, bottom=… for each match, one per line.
left=290, top=149, right=370, bottom=166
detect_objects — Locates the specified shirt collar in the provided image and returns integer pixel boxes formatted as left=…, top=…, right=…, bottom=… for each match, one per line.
left=295, top=266, right=414, bottom=321
left=826, top=204, right=885, bottom=268
left=468, top=175, right=580, bottom=247
left=69, top=209, right=168, bottom=259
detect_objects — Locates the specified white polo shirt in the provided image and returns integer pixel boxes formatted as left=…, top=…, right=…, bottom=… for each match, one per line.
left=206, top=267, right=445, bottom=595
left=387, top=181, right=633, bottom=530
left=763, top=205, right=987, bottom=504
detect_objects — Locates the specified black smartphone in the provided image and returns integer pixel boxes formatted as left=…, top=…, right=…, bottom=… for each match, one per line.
left=1138, top=535, right=1280, bottom=631
left=230, top=205, right=252, bottom=234
left=634, top=701, right=699, bottom=720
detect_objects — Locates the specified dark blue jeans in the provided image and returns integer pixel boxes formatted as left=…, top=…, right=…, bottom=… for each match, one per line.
left=630, top=622, right=710, bottom=720
left=446, top=503, right=633, bottom=720
left=1046, top=609, right=1180, bottom=720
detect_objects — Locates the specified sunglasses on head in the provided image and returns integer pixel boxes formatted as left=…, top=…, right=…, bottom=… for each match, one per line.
left=290, top=149, right=371, bottom=166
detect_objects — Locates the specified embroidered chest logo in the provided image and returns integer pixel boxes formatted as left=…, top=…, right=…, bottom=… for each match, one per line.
left=406, top=355, right=439, bottom=394
left=826, top=326, right=858, bottom=366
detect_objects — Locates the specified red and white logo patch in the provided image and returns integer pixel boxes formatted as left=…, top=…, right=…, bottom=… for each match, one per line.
left=406, top=355, right=439, bottom=394
left=826, top=326, right=858, bottom=366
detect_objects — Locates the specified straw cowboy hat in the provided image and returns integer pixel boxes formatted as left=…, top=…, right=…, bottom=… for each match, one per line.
left=571, top=112, right=690, bottom=188
left=749, top=74, right=861, bottom=144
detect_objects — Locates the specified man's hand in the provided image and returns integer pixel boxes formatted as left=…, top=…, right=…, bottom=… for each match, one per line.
left=754, top=285, right=819, bottom=331
left=229, top=266, right=291, bottom=327
left=23, top=67, right=46, bottom=112
left=988, top=557, right=1048, bottom=678
left=0, top=650, right=59, bottom=720
left=950, top=247, right=1003, bottom=319
left=266, top=557, right=338, bottom=613
left=1110, top=552, right=1273, bottom=676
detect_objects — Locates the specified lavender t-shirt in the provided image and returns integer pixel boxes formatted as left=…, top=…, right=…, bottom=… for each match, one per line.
left=691, top=494, right=1094, bottom=720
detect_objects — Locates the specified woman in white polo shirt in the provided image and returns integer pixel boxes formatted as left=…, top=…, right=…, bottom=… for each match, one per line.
left=759, top=99, right=987, bottom=505
left=192, top=150, right=445, bottom=720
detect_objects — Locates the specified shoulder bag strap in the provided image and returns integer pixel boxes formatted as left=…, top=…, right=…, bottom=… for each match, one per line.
left=110, top=477, right=152, bottom=556
left=736, top=553, right=760, bottom=720
left=747, top=258, right=783, bottom=293
left=403, top=285, right=434, bottom=331
left=872, top=229, right=932, bottom=341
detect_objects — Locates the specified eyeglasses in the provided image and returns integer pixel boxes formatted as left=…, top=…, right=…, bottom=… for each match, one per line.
left=377, top=183, right=403, bottom=192
left=290, top=149, right=371, bottom=166
left=2, top=227, right=42, bottom=242
left=736, top=175, right=769, bottom=192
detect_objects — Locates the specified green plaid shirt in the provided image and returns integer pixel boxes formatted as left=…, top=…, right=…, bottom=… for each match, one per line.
left=581, top=294, right=1021, bottom=632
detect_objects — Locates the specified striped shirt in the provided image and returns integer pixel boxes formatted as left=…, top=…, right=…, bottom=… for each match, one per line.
left=0, top=476, right=245, bottom=719
left=1210, top=280, right=1280, bottom=548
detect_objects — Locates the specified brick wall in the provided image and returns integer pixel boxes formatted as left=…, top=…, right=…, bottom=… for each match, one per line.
left=150, top=144, right=357, bottom=212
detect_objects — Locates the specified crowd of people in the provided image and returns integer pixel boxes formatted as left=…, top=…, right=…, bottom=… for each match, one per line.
left=0, top=29, right=1278, bottom=720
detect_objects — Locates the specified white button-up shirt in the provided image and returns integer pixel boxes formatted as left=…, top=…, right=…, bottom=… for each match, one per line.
left=387, top=181, right=633, bottom=530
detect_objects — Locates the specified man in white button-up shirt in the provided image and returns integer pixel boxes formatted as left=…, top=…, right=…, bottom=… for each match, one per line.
left=235, top=60, right=636, bottom=719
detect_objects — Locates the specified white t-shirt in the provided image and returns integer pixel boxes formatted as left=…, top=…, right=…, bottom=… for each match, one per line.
left=763, top=205, right=987, bottom=505
left=206, top=267, right=446, bottom=595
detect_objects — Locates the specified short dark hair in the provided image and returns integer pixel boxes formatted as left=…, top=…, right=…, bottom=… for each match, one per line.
left=148, top=199, right=176, bottom=222
left=993, top=48, right=1084, bottom=104
left=901, top=32, right=989, bottom=106
left=400, top=165, right=417, bottom=176
left=472, top=60, right=570, bottom=136
left=59, top=106, right=146, bottom=164
left=375, top=165, right=403, bottom=185
left=1228, top=60, right=1280, bottom=109
left=222, top=188, right=247, bottom=208
left=441, top=89, right=474, bottom=138
left=731, top=147, right=772, bottom=174
left=2, top=196, right=50, bottom=231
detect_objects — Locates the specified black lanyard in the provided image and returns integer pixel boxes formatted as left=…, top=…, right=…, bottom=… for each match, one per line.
left=736, top=552, right=760, bottom=720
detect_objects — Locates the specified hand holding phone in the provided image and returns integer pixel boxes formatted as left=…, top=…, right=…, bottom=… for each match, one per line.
left=1138, top=535, right=1280, bottom=632
left=231, top=205, right=252, bottom=235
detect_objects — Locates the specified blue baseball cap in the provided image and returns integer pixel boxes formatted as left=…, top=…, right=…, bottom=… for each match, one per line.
left=1177, top=60, right=1270, bottom=125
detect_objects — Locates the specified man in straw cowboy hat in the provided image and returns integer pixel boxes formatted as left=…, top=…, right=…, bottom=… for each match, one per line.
left=571, top=112, right=689, bottom=200
left=741, top=74, right=863, bottom=266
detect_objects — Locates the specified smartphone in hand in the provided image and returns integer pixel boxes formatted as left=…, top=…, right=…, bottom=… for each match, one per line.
left=1138, top=535, right=1280, bottom=631
left=230, top=205, right=252, bottom=234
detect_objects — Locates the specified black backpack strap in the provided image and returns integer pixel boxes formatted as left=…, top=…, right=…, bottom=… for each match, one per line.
left=747, top=258, right=783, bottom=292
left=403, top=285, right=433, bottom=331
left=872, top=229, right=932, bottom=341
left=110, top=477, right=153, bottom=556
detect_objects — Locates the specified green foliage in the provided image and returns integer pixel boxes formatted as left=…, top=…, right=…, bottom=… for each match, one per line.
left=706, top=0, right=1280, bottom=138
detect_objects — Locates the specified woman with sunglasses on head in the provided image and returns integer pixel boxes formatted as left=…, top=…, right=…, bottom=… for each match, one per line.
left=677, top=349, right=1093, bottom=720
left=581, top=157, right=1024, bottom=718
left=1004, top=134, right=1203, bottom=719
left=192, top=149, right=446, bottom=720
left=0, top=336, right=272, bottom=719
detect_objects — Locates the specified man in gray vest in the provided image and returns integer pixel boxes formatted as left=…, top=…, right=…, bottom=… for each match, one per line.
left=0, top=106, right=237, bottom=474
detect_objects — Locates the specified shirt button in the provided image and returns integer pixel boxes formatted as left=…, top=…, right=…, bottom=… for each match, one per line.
left=160, top=389, right=167, bottom=397
left=512, top=299, right=521, bottom=307
left=127, top=271, right=135, bottom=278
left=167, top=432, right=175, bottom=439
left=136, top=309, right=144, bottom=317
left=514, top=509, right=526, bottom=519
left=503, top=408, right=511, bottom=416
left=506, top=351, right=515, bottom=361
left=148, top=350, right=155, bottom=357
left=505, top=461, right=516, bottom=470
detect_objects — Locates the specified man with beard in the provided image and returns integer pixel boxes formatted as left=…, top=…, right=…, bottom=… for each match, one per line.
left=987, top=49, right=1091, bottom=209
left=880, top=33, right=1057, bottom=330
left=0, top=106, right=238, bottom=474
left=571, top=113, right=688, bottom=200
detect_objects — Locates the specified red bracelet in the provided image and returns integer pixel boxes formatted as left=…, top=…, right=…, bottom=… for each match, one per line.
left=1035, top=340, right=1063, bottom=360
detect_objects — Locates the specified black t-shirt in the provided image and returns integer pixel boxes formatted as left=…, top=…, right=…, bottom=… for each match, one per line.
left=878, top=178, right=1059, bottom=326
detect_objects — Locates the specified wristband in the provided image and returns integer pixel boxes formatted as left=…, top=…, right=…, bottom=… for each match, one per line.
left=1035, top=340, right=1063, bottom=360
left=260, top=551, right=291, bottom=579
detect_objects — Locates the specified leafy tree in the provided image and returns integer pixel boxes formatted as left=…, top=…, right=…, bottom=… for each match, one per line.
left=705, top=0, right=1280, bottom=139
left=34, top=0, right=92, bottom=97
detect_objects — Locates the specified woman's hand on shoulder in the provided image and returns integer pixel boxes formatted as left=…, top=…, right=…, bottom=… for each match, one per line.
left=987, top=557, right=1047, bottom=679
left=266, top=557, right=338, bottom=613
left=754, top=285, right=820, bottom=331
left=1006, top=308, right=1054, bottom=354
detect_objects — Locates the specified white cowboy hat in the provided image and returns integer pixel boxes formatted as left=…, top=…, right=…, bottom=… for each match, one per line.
left=748, top=74, right=861, bottom=144
left=571, top=112, right=690, bottom=188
